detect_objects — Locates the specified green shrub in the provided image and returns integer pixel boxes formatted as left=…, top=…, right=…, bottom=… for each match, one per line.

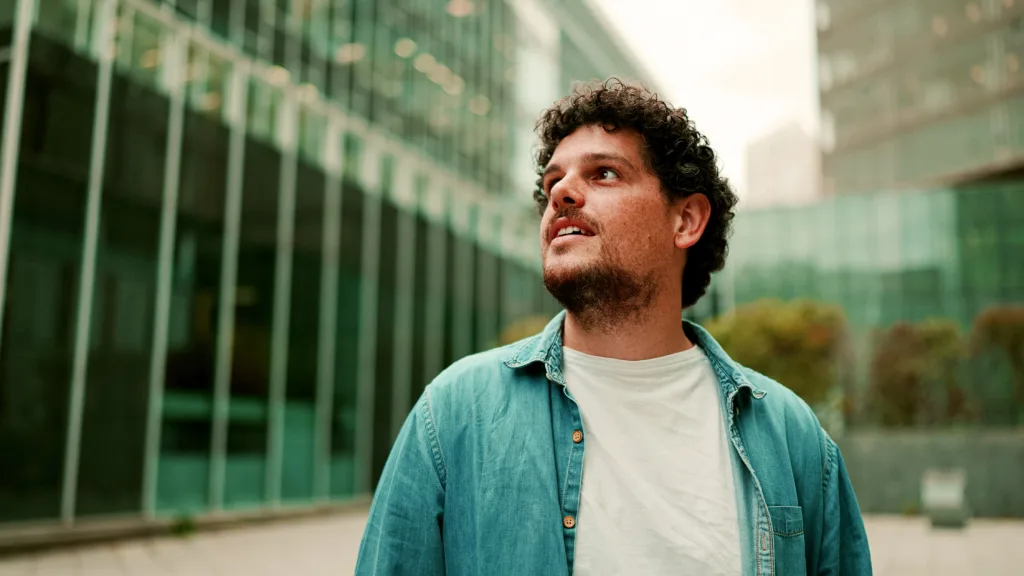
left=970, top=306, right=1024, bottom=418
left=868, top=320, right=970, bottom=427
left=705, top=299, right=847, bottom=407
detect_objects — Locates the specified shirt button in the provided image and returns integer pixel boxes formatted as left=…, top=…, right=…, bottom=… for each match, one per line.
left=563, top=515, right=576, bottom=529
left=572, top=430, right=583, bottom=443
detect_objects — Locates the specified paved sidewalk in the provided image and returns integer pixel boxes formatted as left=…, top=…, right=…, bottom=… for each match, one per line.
left=864, top=515, right=1022, bottom=575
left=1, top=512, right=1021, bottom=575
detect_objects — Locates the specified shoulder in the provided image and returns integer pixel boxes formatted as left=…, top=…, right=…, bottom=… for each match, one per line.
left=742, top=367, right=823, bottom=430
left=428, top=343, right=522, bottom=393
left=422, top=341, right=537, bottom=422
left=739, top=366, right=829, bottom=465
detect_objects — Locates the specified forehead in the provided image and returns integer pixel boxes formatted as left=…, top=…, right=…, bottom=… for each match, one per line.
left=547, top=125, right=646, bottom=167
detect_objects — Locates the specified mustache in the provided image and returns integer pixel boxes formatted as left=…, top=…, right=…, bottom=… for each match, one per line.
left=549, top=208, right=600, bottom=235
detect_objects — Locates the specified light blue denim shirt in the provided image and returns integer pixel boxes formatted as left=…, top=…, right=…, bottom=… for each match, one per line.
left=357, top=312, right=872, bottom=575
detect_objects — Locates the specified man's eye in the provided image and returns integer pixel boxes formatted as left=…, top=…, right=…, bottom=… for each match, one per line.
left=544, top=178, right=560, bottom=193
left=597, top=168, right=619, bottom=180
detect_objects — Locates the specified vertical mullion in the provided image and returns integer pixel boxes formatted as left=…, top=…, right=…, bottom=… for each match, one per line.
left=266, top=93, right=298, bottom=507
left=315, top=115, right=344, bottom=501
left=265, top=8, right=302, bottom=507
left=390, top=164, right=418, bottom=439
left=0, top=0, right=37, bottom=356
left=142, top=23, right=189, bottom=519
left=209, top=61, right=250, bottom=511
left=62, top=0, right=118, bottom=525
left=354, top=134, right=382, bottom=494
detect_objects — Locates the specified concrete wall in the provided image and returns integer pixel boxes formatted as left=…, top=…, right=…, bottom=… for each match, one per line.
left=836, top=430, right=1024, bottom=518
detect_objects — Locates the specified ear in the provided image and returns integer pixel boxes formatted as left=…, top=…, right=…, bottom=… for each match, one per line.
left=673, top=194, right=711, bottom=250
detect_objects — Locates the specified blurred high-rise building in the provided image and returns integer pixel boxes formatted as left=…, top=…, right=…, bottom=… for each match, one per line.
left=704, top=0, right=1024, bottom=445
left=0, top=0, right=653, bottom=538
left=816, top=0, right=1024, bottom=195
left=744, top=122, right=822, bottom=208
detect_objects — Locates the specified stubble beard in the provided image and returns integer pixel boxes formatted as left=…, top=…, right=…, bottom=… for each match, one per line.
left=542, top=249, right=658, bottom=332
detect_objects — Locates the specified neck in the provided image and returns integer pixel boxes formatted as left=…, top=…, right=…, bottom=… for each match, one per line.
left=561, top=289, right=694, bottom=360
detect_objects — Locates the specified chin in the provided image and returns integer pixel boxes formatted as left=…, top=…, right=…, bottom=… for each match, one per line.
left=542, top=256, right=593, bottom=284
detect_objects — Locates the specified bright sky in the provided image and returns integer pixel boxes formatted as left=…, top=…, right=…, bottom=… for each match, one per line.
left=591, top=0, right=820, bottom=200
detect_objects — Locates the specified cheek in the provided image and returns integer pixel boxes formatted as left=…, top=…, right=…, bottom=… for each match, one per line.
left=539, top=215, right=553, bottom=245
left=604, top=210, right=673, bottom=260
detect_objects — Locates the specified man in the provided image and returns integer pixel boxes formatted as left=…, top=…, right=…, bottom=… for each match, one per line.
left=356, top=80, right=872, bottom=575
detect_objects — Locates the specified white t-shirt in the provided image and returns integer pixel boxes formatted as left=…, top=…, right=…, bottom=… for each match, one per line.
left=562, top=345, right=741, bottom=575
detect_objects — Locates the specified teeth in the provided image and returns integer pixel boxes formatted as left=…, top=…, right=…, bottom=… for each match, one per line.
left=557, top=226, right=583, bottom=237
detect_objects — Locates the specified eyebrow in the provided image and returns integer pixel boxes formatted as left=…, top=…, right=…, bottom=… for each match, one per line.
left=542, top=152, right=637, bottom=178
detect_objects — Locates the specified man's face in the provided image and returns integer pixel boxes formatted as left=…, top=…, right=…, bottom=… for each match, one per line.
left=538, top=125, right=680, bottom=319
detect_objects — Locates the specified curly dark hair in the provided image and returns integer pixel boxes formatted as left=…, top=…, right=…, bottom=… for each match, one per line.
left=533, top=78, right=738, bottom=309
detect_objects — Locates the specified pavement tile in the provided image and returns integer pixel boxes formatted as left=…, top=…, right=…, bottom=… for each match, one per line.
left=3, top=513, right=1023, bottom=575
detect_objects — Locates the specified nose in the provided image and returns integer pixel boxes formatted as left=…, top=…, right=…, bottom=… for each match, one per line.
left=549, top=175, right=585, bottom=211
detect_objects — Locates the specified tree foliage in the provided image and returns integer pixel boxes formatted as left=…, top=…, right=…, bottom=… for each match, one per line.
left=970, top=306, right=1024, bottom=413
left=868, top=320, right=971, bottom=427
left=704, top=299, right=847, bottom=406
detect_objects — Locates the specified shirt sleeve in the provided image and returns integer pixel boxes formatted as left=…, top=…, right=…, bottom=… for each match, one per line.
left=817, top=435, right=873, bottom=575
left=355, top=390, right=447, bottom=575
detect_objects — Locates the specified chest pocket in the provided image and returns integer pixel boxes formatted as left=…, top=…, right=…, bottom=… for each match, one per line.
left=768, top=506, right=807, bottom=576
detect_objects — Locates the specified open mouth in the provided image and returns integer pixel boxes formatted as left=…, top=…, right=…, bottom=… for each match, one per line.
left=549, top=218, right=596, bottom=243
left=555, top=226, right=589, bottom=238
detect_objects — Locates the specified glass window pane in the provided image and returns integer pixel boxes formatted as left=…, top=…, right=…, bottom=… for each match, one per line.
left=76, top=63, right=170, bottom=518
left=442, top=228, right=458, bottom=367
left=36, top=0, right=82, bottom=44
left=159, top=97, right=231, bottom=514
left=371, top=158, right=398, bottom=486
left=410, top=213, right=430, bottom=398
left=281, top=157, right=325, bottom=503
left=0, top=36, right=97, bottom=522
left=222, top=137, right=282, bottom=509
left=330, top=179, right=363, bottom=498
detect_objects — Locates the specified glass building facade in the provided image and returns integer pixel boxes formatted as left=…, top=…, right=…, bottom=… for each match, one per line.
left=817, top=0, right=1024, bottom=194
left=707, top=181, right=1024, bottom=428
left=0, top=0, right=653, bottom=529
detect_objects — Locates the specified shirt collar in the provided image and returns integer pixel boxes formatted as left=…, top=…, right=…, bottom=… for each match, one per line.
left=502, top=310, right=766, bottom=400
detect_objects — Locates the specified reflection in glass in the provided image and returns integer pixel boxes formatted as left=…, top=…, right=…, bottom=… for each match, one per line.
left=410, top=214, right=430, bottom=400
left=159, top=101, right=231, bottom=514
left=118, top=8, right=166, bottom=91
left=475, top=246, right=499, bottom=351
left=281, top=157, right=325, bottom=503
left=331, top=179, right=363, bottom=497
left=0, top=36, right=96, bottom=522
left=222, top=137, right=281, bottom=509
left=35, top=0, right=82, bottom=45
left=372, top=158, right=398, bottom=487
left=77, top=70, right=167, bottom=517
left=442, top=228, right=458, bottom=368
